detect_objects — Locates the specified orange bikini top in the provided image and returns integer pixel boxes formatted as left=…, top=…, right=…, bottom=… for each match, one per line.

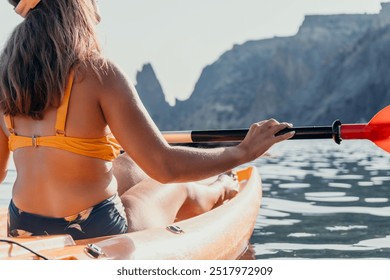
left=4, top=71, right=122, bottom=161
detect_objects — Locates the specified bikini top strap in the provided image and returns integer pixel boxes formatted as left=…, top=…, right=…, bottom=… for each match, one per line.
left=55, top=70, right=75, bottom=136
left=4, top=114, right=15, bottom=135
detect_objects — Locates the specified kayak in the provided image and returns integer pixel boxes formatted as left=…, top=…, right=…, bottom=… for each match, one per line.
left=0, top=166, right=261, bottom=260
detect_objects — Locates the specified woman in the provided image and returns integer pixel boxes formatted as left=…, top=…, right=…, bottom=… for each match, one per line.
left=0, top=0, right=294, bottom=240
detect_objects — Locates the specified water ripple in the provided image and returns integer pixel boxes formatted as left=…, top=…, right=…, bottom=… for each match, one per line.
left=262, top=197, right=390, bottom=217
left=253, top=140, right=390, bottom=259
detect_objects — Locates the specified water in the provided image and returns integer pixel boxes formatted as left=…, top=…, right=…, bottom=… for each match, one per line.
left=1, top=140, right=390, bottom=259
left=251, top=140, right=390, bottom=259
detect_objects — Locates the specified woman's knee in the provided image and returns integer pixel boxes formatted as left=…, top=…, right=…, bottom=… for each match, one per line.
left=119, top=180, right=188, bottom=232
left=113, top=153, right=148, bottom=195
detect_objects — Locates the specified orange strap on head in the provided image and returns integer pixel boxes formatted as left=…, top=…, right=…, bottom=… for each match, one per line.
left=55, top=70, right=75, bottom=136
left=14, top=0, right=41, bottom=18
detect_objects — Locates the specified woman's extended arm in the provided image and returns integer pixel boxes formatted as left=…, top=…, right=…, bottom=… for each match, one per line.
left=99, top=63, right=293, bottom=183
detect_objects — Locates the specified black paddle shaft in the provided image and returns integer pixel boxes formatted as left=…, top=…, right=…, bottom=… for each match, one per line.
left=190, top=120, right=342, bottom=144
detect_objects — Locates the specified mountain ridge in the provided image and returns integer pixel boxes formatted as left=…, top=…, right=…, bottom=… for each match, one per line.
left=135, top=2, right=390, bottom=130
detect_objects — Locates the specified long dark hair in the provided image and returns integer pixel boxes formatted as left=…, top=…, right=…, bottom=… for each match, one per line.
left=0, top=0, right=104, bottom=120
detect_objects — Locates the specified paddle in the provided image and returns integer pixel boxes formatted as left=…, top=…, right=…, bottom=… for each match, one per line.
left=163, top=105, right=390, bottom=153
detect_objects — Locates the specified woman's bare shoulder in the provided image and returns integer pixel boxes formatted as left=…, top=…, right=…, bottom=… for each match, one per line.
left=75, top=59, right=132, bottom=90
left=103, top=60, right=133, bottom=86
left=96, top=60, right=138, bottom=101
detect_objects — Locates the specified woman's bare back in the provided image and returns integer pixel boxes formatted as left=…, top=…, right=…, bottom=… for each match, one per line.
left=8, top=66, right=118, bottom=217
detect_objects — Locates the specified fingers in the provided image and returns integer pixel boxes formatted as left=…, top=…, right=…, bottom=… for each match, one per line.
left=254, top=119, right=293, bottom=134
left=269, top=122, right=295, bottom=142
left=274, top=125, right=295, bottom=142
left=252, top=119, right=295, bottom=142
left=253, top=120, right=268, bottom=126
left=15, top=0, right=41, bottom=17
left=239, top=118, right=294, bottom=161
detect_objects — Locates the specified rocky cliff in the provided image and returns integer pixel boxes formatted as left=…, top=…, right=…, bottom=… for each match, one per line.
left=135, top=63, right=172, bottom=129
left=136, top=2, right=390, bottom=130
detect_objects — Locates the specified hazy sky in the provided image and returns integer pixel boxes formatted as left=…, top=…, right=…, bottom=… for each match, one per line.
left=0, top=0, right=385, bottom=104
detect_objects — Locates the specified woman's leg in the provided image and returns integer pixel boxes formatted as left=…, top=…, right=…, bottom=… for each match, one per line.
left=120, top=175, right=238, bottom=232
left=114, top=153, right=238, bottom=232
left=113, top=153, right=148, bottom=196
left=174, top=174, right=239, bottom=221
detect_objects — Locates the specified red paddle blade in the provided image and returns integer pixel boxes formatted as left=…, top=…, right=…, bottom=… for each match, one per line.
left=341, top=105, right=390, bottom=152
left=368, top=105, right=390, bottom=152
